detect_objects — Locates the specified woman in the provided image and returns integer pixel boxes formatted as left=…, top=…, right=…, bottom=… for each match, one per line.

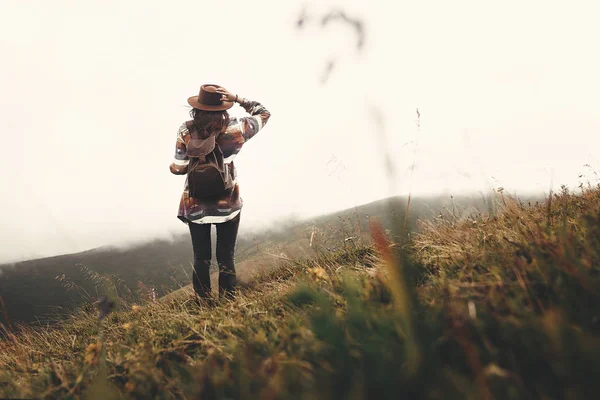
left=170, top=84, right=271, bottom=302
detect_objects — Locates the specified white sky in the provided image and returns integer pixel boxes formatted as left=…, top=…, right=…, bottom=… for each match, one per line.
left=1, top=0, right=599, bottom=263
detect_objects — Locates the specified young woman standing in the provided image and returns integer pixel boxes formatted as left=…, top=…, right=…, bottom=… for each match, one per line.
left=170, top=84, right=271, bottom=301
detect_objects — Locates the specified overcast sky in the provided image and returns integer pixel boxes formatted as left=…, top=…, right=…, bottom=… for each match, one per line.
left=1, top=0, right=599, bottom=263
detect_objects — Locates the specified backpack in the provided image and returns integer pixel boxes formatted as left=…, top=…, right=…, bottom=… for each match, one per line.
left=185, top=121, right=234, bottom=199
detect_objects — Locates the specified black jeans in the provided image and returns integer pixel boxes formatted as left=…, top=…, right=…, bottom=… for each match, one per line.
left=188, top=213, right=240, bottom=298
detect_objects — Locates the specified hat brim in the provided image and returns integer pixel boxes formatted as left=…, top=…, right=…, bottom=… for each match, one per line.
left=188, top=96, right=234, bottom=111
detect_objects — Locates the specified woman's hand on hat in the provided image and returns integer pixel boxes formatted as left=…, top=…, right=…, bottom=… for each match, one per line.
left=215, top=87, right=237, bottom=102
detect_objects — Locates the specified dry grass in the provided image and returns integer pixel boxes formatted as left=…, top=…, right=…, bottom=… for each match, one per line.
left=1, top=186, right=599, bottom=399
left=414, top=185, right=600, bottom=314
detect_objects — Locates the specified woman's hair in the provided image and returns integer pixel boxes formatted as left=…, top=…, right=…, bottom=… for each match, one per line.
left=189, top=108, right=230, bottom=138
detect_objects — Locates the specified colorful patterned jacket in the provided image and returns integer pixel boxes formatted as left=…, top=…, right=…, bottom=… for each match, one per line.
left=170, top=98, right=271, bottom=224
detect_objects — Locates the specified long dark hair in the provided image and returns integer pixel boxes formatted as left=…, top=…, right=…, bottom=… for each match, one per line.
left=189, top=108, right=230, bottom=139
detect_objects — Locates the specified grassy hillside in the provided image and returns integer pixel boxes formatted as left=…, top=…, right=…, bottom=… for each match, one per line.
left=0, top=194, right=493, bottom=327
left=2, top=187, right=596, bottom=399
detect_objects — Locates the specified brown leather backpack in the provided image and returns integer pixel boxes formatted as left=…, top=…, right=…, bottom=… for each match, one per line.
left=185, top=121, right=234, bottom=199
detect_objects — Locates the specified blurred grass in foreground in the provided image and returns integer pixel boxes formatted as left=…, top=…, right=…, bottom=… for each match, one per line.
left=1, top=185, right=599, bottom=399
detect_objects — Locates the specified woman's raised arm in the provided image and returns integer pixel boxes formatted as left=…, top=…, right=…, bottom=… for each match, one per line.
left=217, top=87, right=271, bottom=142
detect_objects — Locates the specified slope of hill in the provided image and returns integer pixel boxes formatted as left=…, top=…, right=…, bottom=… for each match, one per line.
left=0, top=194, right=498, bottom=326
left=1, top=187, right=597, bottom=399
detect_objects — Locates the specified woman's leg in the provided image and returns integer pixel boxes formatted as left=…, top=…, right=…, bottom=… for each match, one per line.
left=216, top=212, right=241, bottom=298
left=188, top=222, right=212, bottom=298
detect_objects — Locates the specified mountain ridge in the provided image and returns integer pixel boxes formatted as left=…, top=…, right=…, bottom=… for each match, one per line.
left=0, top=193, right=523, bottom=327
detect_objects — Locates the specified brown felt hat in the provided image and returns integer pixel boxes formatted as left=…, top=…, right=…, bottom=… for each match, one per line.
left=187, top=84, right=234, bottom=111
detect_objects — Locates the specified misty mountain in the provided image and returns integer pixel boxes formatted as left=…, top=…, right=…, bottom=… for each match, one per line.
left=0, top=193, right=522, bottom=328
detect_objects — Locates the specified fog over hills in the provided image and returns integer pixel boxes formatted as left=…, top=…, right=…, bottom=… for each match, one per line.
left=0, top=193, right=528, bottom=328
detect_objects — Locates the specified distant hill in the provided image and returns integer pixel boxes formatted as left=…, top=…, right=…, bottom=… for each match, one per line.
left=0, top=193, right=524, bottom=327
